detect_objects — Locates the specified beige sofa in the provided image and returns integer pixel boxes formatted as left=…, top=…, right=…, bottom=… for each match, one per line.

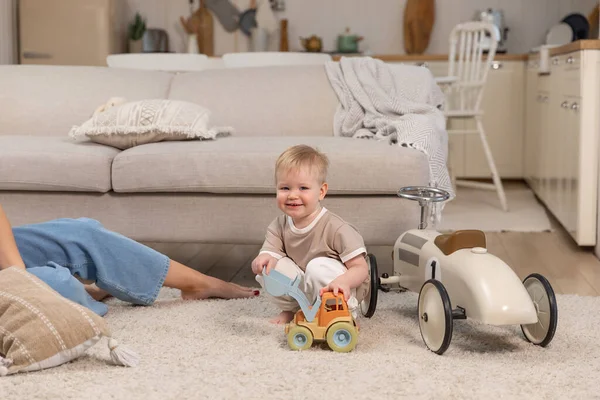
left=0, top=64, right=431, bottom=245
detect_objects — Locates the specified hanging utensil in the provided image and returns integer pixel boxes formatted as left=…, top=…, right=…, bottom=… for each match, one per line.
left=204, top=0, right=240, bottom=33
left=238, top=0, right=258, bottom=37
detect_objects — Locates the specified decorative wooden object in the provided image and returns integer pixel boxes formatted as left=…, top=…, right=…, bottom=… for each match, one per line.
left=403, top=0, right=435, bottom=54
left=180, top=0, right=214, bottom=56
left=279, top=18, right=288, bottom=51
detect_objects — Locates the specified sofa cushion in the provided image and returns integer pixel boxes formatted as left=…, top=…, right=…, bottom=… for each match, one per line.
left=0, top=65, right=173, bottom=138
left=0, top=136, right=119, bottom=192
left=112, top=136, right=429, bottom=195
left=167, top=66, right=339, bottom=138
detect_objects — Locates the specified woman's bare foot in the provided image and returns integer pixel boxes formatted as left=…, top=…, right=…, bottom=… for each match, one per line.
left=163, top=259, right=259, bottom=301
left=269, top=311, right=295, bottom=324
left=181, top=274, right=258, bottom=300
left=85, top=284, right=112, bottom=301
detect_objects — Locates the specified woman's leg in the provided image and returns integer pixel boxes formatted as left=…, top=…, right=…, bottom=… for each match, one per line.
left=14, top=218, right=258, bottom=308
left=85, top=260, right=258, bottom=301
left=27, top=262, right=109, bottom=317
left=164, top=259, right=257, bottom=300
left=84, top=284, right=112, bottom=301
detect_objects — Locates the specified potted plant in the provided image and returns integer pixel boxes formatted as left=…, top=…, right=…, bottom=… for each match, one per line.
left=128, top=13, right=146, bottom=53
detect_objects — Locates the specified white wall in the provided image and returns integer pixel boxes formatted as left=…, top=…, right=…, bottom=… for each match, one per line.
left=124, top=0, right=599, bottom=55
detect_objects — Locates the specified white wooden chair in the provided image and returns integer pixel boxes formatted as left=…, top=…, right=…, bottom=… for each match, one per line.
left=222, top=52, right=332, bottom=68
left=106, top=53, right=211, bottom=72
left=435, top=21, right=508, bottom=211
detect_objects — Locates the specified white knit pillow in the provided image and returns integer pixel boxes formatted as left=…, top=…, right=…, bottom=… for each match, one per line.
left=69, top=99, right=232, bottom=150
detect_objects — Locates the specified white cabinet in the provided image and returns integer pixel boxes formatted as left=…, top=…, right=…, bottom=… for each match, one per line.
left=525, top=50, right=600, bottom=246
left=19, top=0, right=123, bottom=66
left=524, top=58, right=540, bottom=190
left=462, top=60, right=525, bottom=178
left=391, top=59, right=525, bottom=178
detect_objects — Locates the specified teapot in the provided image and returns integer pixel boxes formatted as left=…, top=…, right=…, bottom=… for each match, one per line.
left=300, top=35, right=323, bottom=52
left=337, top=27, right=363, bottom=53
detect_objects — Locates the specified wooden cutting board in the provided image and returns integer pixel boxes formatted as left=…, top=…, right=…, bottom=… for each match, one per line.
left=589, top=4, right=599, bottom=40
left=190, top=0, right=214, bottom=56
left=403, top=0, right=435, bottom=54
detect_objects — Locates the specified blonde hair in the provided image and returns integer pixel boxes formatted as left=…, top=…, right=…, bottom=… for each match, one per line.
left=275, top=145, right=329, bottom=183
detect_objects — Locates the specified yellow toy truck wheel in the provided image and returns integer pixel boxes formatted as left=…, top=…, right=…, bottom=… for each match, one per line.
left=287, top=326, right=314, bottom=351
left=326, top=322, right=358, bottom=352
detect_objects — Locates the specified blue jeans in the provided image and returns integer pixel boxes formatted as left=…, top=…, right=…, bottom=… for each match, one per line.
left=13, top=218, right=170, bottom=317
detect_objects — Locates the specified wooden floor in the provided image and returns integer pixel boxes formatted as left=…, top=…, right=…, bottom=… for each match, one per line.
left=144, top=200, right=600, bottom=297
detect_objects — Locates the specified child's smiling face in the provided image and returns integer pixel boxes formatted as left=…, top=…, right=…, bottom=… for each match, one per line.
left=276, top=165, right=328, bottom=228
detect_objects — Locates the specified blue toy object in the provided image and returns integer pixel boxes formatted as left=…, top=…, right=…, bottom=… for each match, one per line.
left=261, top=267, right=321, bottom=322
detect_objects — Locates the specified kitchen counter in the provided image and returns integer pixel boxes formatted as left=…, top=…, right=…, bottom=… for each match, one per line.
left=549, top=39, right=600, bottom=56
left=332, top=53, right=528, bottom=62
left=333, top=41, right=600, bottom=62
left=527, top=39, right=600, bottom=59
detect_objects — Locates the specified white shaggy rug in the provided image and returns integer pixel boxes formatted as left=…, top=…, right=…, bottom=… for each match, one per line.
left=2, top=288, right=598, bottom=400
left=437, top=185, right=552, bottom=232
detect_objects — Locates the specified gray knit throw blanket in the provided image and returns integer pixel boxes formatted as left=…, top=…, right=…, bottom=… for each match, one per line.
left=325, top=57, right=454, bottom=216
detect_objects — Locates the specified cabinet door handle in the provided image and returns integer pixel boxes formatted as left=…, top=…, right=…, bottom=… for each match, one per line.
left=552, top=57, right=559, bottom=65
left=566, top=56, right=574, bottom=64
left=491, top=62, right=502, bottom=70
left=416, top=62, right=429, bottom=68
left=561, top=101, right=569, bottom=108
left=571, top=102, right=579, bottom=111
left=22, top=51, right=52, bottom=59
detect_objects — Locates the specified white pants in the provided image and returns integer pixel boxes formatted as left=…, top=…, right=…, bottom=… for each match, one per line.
left=256, top=257, right=360, bottom=318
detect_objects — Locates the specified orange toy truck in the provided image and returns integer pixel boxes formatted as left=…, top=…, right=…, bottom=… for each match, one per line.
left=262, top=268, right=359, bottom=352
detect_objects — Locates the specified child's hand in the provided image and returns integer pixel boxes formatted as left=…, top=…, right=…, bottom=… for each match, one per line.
left=251, top=254, right=278, bottom=275
left=320, top=279, right=351, bottom=301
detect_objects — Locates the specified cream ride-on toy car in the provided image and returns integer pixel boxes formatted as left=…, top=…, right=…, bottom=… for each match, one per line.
left=358, top=186, right=558, bottom=355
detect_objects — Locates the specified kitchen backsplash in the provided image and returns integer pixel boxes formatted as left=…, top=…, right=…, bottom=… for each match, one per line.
left=124, top=0, right=599, bottom=55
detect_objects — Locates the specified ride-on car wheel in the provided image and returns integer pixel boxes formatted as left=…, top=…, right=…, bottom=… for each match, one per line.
left=360, top=253, right=379, bottom=318
left=417, top=279, right=453, bottom=355
left=287, top=326, right=314, bottom=351
left=520, top=273, right=558, bottom=347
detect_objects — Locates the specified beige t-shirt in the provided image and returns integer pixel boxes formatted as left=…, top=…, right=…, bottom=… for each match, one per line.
left=260, top=207, right=367, bottom=271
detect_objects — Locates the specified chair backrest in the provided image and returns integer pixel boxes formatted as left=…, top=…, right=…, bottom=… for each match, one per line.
left=446, top=22, right=498, bottom=113
left=106, top=53, right=210, bottom=72
left=222, top=52, right=332, bottom=68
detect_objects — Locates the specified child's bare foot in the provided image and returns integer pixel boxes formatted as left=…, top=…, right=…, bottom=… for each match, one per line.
left=269, top=311, right=295, bottom=324
left=85, top=284, right=112, bottom=301
left=181, top=274, right=258, bottom=300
